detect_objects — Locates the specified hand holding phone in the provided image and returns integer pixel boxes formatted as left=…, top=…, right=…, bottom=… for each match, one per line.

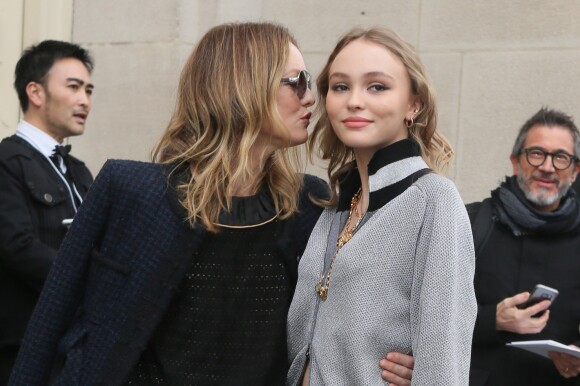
left=496, top=289, right=554, bottom=333
left=517, top=284, right=558, bottom=316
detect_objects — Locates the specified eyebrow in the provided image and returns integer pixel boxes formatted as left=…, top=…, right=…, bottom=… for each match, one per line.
left=67, top=77, right=95, bottom=89
left=527, top=145, right=575, bottom=155
left=329, top=71, right=394, bottom=81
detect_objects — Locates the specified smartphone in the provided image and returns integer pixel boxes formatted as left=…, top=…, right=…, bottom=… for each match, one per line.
left=517, top=284, right=558, bottom=313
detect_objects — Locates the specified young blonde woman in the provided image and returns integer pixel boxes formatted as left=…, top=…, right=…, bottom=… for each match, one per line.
left=9, top=22, right=328, bottom=386
left=287, top=27, right=477, bottom=385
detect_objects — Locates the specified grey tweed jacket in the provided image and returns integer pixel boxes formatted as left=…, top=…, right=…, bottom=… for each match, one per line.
left=287, top=140, right=477, bottom=386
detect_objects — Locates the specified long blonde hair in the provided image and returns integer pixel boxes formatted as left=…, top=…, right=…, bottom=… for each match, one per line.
left=153, top=22, right=303, bottom=232
left=309, top=27, right=453, bottom=205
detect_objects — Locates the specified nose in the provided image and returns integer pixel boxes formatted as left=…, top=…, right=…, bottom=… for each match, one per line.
left=538, top=154, right=556, bottom=173
left=80, top=90, right=91, bottom=110
left=301, top=88, right=315, bottom=108
left=346, top=88, right=364, bottom=110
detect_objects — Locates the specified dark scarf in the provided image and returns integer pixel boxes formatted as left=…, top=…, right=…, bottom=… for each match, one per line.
left=491, top=175, right=580, bottom=236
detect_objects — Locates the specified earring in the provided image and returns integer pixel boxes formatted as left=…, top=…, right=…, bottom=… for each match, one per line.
left=405, top=117, right=414, bottom=128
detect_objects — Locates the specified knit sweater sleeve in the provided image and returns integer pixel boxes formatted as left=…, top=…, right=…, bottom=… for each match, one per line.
left=409, top=176, right=477, bottom=385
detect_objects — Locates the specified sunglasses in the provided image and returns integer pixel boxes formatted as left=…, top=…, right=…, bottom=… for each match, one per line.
left=280, top=70, right=312, bottom=99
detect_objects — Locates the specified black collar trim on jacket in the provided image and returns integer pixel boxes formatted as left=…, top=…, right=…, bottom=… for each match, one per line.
left=337, top=139, right=431, bottom=211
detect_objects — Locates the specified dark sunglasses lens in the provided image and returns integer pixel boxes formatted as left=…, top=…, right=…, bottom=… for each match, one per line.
left=297, top=71, right=309, bottom=98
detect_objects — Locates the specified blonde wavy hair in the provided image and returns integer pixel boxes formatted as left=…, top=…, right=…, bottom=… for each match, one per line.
left=309, top=27, right=453, bottom=206
left=153, top=22, right=303, bottom=232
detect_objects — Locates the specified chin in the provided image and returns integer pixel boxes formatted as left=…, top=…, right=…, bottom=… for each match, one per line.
left=290, top=133, right=308, bottom=146
left=526, top=189, right=559, bottom=207
left=68, top=126, right=85, bottom=136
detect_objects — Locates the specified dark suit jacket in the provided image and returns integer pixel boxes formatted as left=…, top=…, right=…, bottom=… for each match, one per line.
left=0, top=135, right=92, bottom=351
left=9, top=160, right=327, bottom=385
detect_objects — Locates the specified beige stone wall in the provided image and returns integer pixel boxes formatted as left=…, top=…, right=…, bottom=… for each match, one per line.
left=0, top=0, right=73, bottom=136
left=2, top=0, right=580, bottom=203
left=0, top=1, right=24, bottom=135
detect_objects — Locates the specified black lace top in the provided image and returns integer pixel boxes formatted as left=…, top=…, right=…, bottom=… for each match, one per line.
left=127, top=187, right=294, bottom=385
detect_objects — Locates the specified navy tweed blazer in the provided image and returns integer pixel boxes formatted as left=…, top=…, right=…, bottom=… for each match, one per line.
left=9, top=160, right=327, bottom=385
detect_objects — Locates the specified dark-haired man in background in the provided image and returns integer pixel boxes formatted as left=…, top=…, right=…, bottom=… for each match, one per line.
left=0, top=40, right=94, bottom=383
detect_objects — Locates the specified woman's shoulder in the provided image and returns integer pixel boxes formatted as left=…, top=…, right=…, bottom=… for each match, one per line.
left=300, top=173, right=330, bottom=201
left=98, top=159, right=168, bottom=179
left=294, top=173, right=329, bottom=224
left=413, top=172, right=458, bottom=191
left=96, top=160, right=168, bottom=191
left=412, top=172, right=464, bottom=205
left=101, top=159, right=160, bottom=173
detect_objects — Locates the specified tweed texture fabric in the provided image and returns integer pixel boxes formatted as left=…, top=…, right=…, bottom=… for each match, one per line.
left=9, top=160, right=327, bottom=386
left=287, top=141, right=477, bottom=386
left=127, top=188, right=301, bottom=385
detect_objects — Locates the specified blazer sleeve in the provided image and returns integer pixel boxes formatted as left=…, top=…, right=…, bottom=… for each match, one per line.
left=9, top=160, right=115, bottom=385
left=0, top=157, right=57, bottom=290
left=409, top=180, right=477, bottom=385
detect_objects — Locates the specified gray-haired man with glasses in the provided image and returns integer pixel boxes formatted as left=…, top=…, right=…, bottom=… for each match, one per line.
left=379, top=107, right=580, bottom=386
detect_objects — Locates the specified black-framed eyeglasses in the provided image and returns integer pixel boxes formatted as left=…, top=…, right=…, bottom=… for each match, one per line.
left=280, top=70, right=311, bottom=99
left=522, top=147, right=579, bottom=170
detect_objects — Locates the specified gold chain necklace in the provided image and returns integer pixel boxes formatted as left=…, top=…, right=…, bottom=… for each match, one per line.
left=315, top=187, right=364, bottom=301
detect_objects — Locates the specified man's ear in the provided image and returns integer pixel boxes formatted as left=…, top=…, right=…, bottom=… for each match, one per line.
left=510, top=154, right=520, bottom=175
left=25, top=82, right=45, bottom=109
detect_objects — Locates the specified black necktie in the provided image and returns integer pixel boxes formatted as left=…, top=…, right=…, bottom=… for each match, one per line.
left=50, top=144, right=73, bottom=173
left=50, top=144, right=80, bottom=207
left=54, top=144, right=72, bottom=158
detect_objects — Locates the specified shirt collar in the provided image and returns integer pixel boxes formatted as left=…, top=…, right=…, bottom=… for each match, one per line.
left=15, top=119, right=60, bottom=157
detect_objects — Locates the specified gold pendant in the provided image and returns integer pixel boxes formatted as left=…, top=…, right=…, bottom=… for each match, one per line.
left=315, top=282, right=321, bottom=292
left=315, top=282, right=328, bottom=301
left=337, top=231, right=352, bottom=248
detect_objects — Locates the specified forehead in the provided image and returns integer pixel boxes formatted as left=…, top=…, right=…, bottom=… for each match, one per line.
left=525, top=124, right=575, bottom=152
left=285, top=43, right=306, bottom=74
left=330, top=39, right=407, bottom=77
left=46, top=57, right=91, bottom=83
